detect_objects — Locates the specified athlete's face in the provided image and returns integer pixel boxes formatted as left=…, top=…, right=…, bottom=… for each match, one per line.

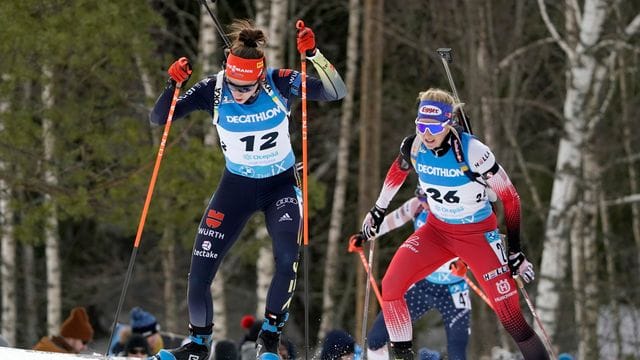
left=416, top=119, right=450, bottom=149
left=226, top=78, right=259, bottom=104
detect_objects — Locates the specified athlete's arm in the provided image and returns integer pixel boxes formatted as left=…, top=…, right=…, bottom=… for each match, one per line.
left=467, top=138, right=522, bottom=252
left=150, top=77, right=216, bottom=125
left=372, top=136, right=414, bottom=210
left=377, top=197, right=422, bottom=237
left=271, top=50, right=346, bottom=102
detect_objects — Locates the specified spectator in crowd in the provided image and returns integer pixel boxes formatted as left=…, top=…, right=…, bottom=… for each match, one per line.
left=214, top=339, right=239, bottom=360
left=278, top=336, right=295, bottom=360
left=239, top=321, right=262, bottom=360
left=109, top=306, right=164, bottom=355
left=33, top=306, right=94, bottom=354
left=121, top=333, right=151, bottom=358
left=418, top=347, right=441, bottom=360
left=320, top=329, right=362, bottom=360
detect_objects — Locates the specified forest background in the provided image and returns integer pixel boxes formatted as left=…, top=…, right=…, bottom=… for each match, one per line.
left=1, top=1, right=640, bottom=359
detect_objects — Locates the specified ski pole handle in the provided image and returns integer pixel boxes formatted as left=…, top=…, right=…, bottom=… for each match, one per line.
left=296, top=20, right=306, bottom=61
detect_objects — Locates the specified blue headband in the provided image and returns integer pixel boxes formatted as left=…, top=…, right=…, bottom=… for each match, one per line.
left=416, top=100, right=453, bottom=123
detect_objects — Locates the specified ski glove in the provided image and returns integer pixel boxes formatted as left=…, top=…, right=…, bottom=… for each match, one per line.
left=168, top=57, right=192, bottom=84
left=361, top=205, right=386, bottom=240
left=450, top=260, right=468, bottom=277
left=508, top=252, right=535, bottom=283
left=348, top=233, right=366, bottom=252
left=296, top=26, right=316, bottom=56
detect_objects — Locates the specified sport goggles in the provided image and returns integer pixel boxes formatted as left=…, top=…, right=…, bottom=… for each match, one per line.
left=415, top=119, right=450, bottom=136
left=225, top=78, right=259, bottom=93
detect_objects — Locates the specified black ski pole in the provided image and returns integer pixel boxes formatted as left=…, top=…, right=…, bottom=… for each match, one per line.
left=436, top=48, right=472, bottom=134
left=198, top=0, right=231, bottom=49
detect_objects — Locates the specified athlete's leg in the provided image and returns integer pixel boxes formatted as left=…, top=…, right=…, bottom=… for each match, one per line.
left=367, top=278, right=435, bottom=352
left=446, top=218, right=548, bottom=360
left=188, top=171, right=256, bottom=330
left=434, top=281, right=470, bottom=360
left=381, top=224, right=455, bottom=359
left=257, top=172, right=302, bottom=356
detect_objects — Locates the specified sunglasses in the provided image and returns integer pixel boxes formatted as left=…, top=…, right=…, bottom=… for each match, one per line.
left=415, top=119, right=450, bottom=136
left=225, top=78, right=259, bottom=93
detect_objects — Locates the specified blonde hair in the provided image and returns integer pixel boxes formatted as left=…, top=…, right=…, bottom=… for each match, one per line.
left=417, top=88, right=464, bottom=127
left=418, top=88, right=455, bottom=104
left=227, top=19, right=267, bottom=59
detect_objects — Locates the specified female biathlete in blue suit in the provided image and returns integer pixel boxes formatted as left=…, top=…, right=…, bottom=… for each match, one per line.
left=354, top=187, right=472, bottom=360
left=150, top=19, right=346, bottom=360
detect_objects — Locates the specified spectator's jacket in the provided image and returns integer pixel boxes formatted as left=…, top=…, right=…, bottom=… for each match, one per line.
left=32, top=335, right=75, bottom=353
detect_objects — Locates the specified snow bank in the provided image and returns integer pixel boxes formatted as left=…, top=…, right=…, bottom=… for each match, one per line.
left=0, top=346, right=130, bottom=359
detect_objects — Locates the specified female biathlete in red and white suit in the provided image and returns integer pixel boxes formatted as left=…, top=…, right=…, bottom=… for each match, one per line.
left=359, top=88, right=548, bottom=360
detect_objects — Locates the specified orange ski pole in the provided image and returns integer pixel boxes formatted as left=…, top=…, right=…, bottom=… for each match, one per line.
left=106, top=82, right=183, bottom=355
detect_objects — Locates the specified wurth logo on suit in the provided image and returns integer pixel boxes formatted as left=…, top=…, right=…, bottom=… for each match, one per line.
left=198, top=209, right=225, bottom=240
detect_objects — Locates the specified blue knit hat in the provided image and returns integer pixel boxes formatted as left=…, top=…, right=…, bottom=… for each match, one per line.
left=418, top=347, right=441, bottom=360
left=321, top=330, right=355, bottom=360
left=130, top=307, right=159, bottom=337
left=558, top=354, right=574, bottom=360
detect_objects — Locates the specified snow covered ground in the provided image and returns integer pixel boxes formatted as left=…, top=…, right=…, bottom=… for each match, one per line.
left=0, top=346, right=130, bottom=359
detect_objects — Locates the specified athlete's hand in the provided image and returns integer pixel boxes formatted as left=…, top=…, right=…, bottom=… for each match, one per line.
left=508, top=252, right=535, bottom=283
left=296, top=25, right=316, bottom=56
left=361, top=205, right=386, bottom=240
left=450, top=260, right=468, bottom=277
left=168, top=57, right=192, bottom=84
left=347, top=233, right=366, bottom=253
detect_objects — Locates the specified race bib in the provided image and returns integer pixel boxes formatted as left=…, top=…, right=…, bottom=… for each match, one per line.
left=448, top=281, right=471, bottom=310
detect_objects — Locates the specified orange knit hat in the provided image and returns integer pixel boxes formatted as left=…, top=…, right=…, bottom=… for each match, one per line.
left=60, top=307, right=94, bottom=342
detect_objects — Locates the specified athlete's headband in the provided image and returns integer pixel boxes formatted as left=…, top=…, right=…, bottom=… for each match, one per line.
left=416, top=100, right=453, bottom=123
left=225, top=53, right=265, bottom=82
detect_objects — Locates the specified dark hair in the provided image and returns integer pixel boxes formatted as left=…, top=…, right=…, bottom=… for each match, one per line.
left=124, top=333, right=150, bottom=356
left=228, top=19, right=267, bottom=60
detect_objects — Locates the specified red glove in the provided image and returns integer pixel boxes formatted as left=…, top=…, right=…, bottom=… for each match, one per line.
left=450, top=260, right=468, bottom=277
left=296, top=26, right=316, bottom=56
left=347, top=233, right=365, bottom=253
left=168, top=57, right=192, bottom=84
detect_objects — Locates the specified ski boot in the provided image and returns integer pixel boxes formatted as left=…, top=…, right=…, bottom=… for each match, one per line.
left=255, top=312, right=288, bottom=360
left=152, top=325, right=212, bottom=360
left=389, top=341, right=414, bottom=360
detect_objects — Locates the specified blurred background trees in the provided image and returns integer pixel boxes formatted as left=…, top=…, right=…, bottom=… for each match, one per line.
left=0, top=1, right=639, bottom=359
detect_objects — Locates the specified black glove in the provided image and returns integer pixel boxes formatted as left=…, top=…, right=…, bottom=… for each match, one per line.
left=508, top=252, right=535, bottom=283
left=361, top=205, right=386, bottom=239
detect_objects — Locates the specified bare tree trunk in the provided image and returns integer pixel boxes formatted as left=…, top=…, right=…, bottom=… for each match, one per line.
left=42, top=65, right=62, bottom=336
left=255, top=225, right=272, bottom=317
left=160, top=225, right=178, bottom=333
left=599, top=191, right=622, bottom=358
left=572, top=151, right=599, bottom=360
left=356, top=0, right=383, bottom=341
left=211, top=269, right=227, bottom=339
left=535, top=0, right=609, bottom=339
left=617, top=55, right=640, bottom=272
left=317, top=0, right=360, bottom=340
left=267, top=0, right=288, bottom=68
left=254, top=0, right=269, bottom=31
left=0, top=92, right=16, bottom=346
left=22, top=244, right=37, bottom=346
